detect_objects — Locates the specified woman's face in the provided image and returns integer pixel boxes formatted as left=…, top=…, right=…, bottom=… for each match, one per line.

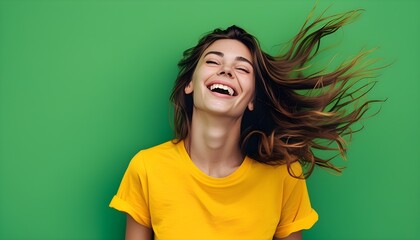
left=185, top=39, right=255, bottom=118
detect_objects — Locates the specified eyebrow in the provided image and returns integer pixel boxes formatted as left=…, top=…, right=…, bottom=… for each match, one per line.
left=204, top=51, right=253, bottom=67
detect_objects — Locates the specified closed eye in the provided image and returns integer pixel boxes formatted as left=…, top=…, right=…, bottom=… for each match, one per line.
left=206, top=60, right=219, bottom=65
left=237, top=68, right=250, bottom=73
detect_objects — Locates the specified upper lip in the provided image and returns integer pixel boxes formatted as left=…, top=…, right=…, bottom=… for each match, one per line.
left=206, top=80, right=238, bottom=96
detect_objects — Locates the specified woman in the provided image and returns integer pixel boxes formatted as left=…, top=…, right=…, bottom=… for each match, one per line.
left=110, top=8, right=380, bottom=240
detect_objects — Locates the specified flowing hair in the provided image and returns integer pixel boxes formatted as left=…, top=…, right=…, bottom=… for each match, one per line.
left=170, top=7, right=384, bottom=178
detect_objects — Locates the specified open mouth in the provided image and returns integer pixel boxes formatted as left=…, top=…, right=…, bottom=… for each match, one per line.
left=208, top=83, right=236, bottom=96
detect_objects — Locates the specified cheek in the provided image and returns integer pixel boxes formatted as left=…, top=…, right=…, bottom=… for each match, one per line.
left=193, top=67, right=214, bottom=86
left=244, top=77, right=256, bottom=94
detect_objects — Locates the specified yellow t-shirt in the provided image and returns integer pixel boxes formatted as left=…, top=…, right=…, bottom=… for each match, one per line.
left=110, top=140, right=318, bottom=239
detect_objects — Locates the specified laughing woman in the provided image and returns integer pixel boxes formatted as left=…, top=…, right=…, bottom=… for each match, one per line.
left=110, top=8, right=381, bottom=240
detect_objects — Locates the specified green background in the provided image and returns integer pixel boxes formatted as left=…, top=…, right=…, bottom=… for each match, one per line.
left=1, top=0, right=419, bottom=239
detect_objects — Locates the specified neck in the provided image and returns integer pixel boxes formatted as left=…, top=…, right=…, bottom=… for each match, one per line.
left=185, top=109, right=244, bottom=178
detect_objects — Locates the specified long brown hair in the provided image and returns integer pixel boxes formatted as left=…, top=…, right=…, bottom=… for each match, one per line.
left=170, top=8, right=383, bottom=178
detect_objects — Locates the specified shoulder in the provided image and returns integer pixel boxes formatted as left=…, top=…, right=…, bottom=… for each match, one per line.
left=249, top=159, right=304, bottom=183
left=138, top=140, right=179, bottom=156
left=250, top=158, right=303, bottom=175
left=130, top=140, right=183, bottom=167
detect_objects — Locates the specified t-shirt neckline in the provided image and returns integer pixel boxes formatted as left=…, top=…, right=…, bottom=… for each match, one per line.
left=177, top=140, right=252, bottom=187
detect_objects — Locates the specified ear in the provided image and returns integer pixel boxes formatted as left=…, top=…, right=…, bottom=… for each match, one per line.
left=184, top=81, right=193, bottom=94
left=247, top=101, right=254, bottom=111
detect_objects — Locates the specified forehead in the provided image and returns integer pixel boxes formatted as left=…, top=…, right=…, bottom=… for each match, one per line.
left=202, top=39, right=252, bottom=61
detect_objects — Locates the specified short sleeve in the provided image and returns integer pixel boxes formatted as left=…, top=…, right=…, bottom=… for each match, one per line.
left=274, top=163, right=318, bottom=238
left=109, top=152, right=151, bottom=227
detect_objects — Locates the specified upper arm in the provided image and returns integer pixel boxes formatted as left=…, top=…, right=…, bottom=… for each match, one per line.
left=274, top=231, right=302, bottom=240
left=110, top=153, right=151, bottom=228
left=125, top=214, right=153, bottom=240
left=274, top=163, right=318, bottom=238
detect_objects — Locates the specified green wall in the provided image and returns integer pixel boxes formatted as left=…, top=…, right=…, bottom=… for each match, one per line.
left=1, top=0, right=419, bottom=239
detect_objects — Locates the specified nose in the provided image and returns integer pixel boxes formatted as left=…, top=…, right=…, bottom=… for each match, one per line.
left=217, top=66, right=234, bottom=78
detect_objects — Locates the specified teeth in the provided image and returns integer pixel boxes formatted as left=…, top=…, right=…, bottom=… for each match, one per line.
left=209, top=84, right=234, bottom=96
